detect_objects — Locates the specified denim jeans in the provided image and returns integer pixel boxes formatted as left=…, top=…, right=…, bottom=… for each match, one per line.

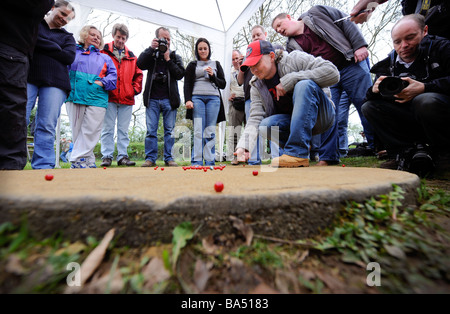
left=26, top=84, right=67, bottom=169
left=244, top=99, right=261, bottom=164
left=320, top=61, right=374, bottom=162
left=259, top=80, right=335, bottom=159
left=145, top=98, right=177, bottom=163
left=362, top=93, right=450, bottom=153
left=101, top=102, right=133, bottom=161
left=337, top=92, right=350, bottom=157
left=310, top=134, right=321, bottom=160
left=191, top=95, right=220, bottom=166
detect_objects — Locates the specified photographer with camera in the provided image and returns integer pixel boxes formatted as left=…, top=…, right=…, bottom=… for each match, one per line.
left=137, top=27, right=185, bottom=167
left=362, top=14, right=450, bottom=177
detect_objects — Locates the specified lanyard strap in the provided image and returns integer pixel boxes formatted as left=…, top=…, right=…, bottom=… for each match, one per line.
left=416, top=0, right=432, bottom=15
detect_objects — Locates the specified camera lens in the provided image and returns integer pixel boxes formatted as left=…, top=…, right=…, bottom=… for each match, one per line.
left=409, top=150, right=434, bottom=177
left=379, top=77, right=409, bottom=97
left=157, top=38, right=168, bottom=53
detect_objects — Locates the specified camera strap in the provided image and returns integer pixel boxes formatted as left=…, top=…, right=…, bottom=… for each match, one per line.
left=389, top=39, right=433, bottom=79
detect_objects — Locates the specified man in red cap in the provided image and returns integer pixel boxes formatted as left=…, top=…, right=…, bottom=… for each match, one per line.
left=234, top=40, right=340, bottom=167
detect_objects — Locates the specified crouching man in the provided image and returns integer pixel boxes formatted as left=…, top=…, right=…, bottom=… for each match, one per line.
left=234, top=40, right=340, bottom=167
left=361, top=14, right=450, bottom=177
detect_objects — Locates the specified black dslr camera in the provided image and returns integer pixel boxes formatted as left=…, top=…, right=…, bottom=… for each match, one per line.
left=153, top=71, right=167, bottom=84
left=397, top=144, right=435, bottom=177
left=156, top=38, right=168, bottom=53
left=379, top=76, right=409, bottom=98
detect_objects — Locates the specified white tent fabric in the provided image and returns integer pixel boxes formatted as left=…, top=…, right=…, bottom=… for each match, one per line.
left=56, top=0, right=265, bottom=167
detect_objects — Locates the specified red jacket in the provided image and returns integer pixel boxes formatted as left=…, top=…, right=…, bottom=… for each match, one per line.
left=101, top=42, right=143, bottom=105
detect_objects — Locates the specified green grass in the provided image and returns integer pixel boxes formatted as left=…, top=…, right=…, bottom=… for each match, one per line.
left=7, top=156, right=450, bottom=294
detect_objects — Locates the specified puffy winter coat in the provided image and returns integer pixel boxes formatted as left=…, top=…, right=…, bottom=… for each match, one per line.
left=67, top=44, right=117, bottom=108
left=101, top=42, right=143, bottom=105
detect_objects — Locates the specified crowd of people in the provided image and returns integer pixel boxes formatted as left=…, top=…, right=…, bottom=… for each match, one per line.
left=0, top=0, right=448, bottom=177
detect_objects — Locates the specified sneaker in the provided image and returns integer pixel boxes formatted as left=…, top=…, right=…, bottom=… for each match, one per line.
left=70, top=158, right=87, bottom=169
left=164, top=160, right=178, bottom=167
left=118, top=157, right=136, bottom=166
left=141, top=160, right=156, bottom=167
left=271, top=154, right=309, bottom=168
left=101, top=158, right=112, bottom=167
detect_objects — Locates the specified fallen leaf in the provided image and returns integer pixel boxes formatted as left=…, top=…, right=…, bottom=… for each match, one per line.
left=315, top=270, right=346, bottom=293
left=5, top=254, right=27, bottom=275
left=298, top=250, right=309, bottom=263
left=384, top=244, right=406, bottom=260
left=84, top=258, right=123, bottom=294
left=202, top=235, right=221, bottom=255
left=249, top=283, right=279, bottom=294
left=193, top=259, right=212, bottom=292
left=230, top=216, right=254, bottom=246
left=55, top=241, right=87, bottom=256
left=275, top=269, right=300, bottom=294
left=64, top=228, right=115, bottom=294
left=142, top=257, right=171, bottom=291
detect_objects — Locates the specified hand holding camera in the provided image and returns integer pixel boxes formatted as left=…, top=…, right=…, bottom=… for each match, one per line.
left=152, top=37, right=170, bottom=61
left=374, top=76, right=424, bottom=103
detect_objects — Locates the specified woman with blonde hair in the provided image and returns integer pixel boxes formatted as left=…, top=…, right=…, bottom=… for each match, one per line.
left=66, top=25, right=117, bottom=168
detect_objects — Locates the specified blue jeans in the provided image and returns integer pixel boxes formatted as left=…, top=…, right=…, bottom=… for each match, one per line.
left=259, top=80, right=335, bottom=159
left=310, top=134, right=321, bottom=160
left=145, top=99, right=177, bottom=163
left=244, top=99, right=261, bottom=164
left=320, top=61, right=374, bottom=162
left=337, top=92, right=350, bottom=157
left=101, top=102, right=133, bottom=161
left=60, top=151, right=68, bottom=163
left=192, top=95, right=220, bottom=166
left=26, top=84, right=67, bottom=169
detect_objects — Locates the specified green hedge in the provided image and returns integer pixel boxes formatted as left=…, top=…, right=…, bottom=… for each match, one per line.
left=93, top=142, right=187, bottom=161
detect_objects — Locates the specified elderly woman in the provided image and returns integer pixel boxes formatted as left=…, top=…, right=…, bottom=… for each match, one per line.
left=25, top=0, right=76, bottom=169
left=66, top=25, right=117, bottom=169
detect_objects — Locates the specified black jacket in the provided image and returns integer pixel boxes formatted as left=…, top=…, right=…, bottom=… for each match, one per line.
left=0, top=0, right=55, bottom=57
left=137, top=47, right=185, bottom=110
left=184, top=60, right=227, bottom=123
left=366, top=35, right=450, bottom=100
left=401, top=0, right=449, bottom=39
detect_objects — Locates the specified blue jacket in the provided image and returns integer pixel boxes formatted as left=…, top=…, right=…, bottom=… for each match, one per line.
left=67, top=45, right=117, bottom=108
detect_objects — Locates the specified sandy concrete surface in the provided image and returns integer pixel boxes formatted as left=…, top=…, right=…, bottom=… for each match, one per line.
left=0, top=166, right=420, bottom=245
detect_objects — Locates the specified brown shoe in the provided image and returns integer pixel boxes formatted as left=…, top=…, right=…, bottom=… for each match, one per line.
left=271, top=154, right=309, bottom=168
left=379, top=159, right=399, bottom=170
left=141, top=160, right=156, bottom=167
left=118, top=157, right=136, bottom=166
left=165, top=160, right=178, bottom=167
left=100, top=158, right=112, bottom=167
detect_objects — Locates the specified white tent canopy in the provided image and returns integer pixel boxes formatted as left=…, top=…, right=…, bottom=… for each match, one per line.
left=67, top=0, right=266, bottom=86
left=55, top=0, right=266, bottom=167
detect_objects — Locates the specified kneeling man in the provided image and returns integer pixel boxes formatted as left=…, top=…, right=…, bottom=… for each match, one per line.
left=235, top=40, right=340, bottom=167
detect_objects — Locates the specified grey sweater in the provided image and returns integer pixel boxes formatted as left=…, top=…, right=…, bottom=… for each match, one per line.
left=287, top=5, right=368, bottom=61
left=236, top=49, right=340, bottom=153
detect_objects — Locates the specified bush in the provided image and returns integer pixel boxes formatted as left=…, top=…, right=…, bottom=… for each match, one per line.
left=94, top=141, right=186, bottom=161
